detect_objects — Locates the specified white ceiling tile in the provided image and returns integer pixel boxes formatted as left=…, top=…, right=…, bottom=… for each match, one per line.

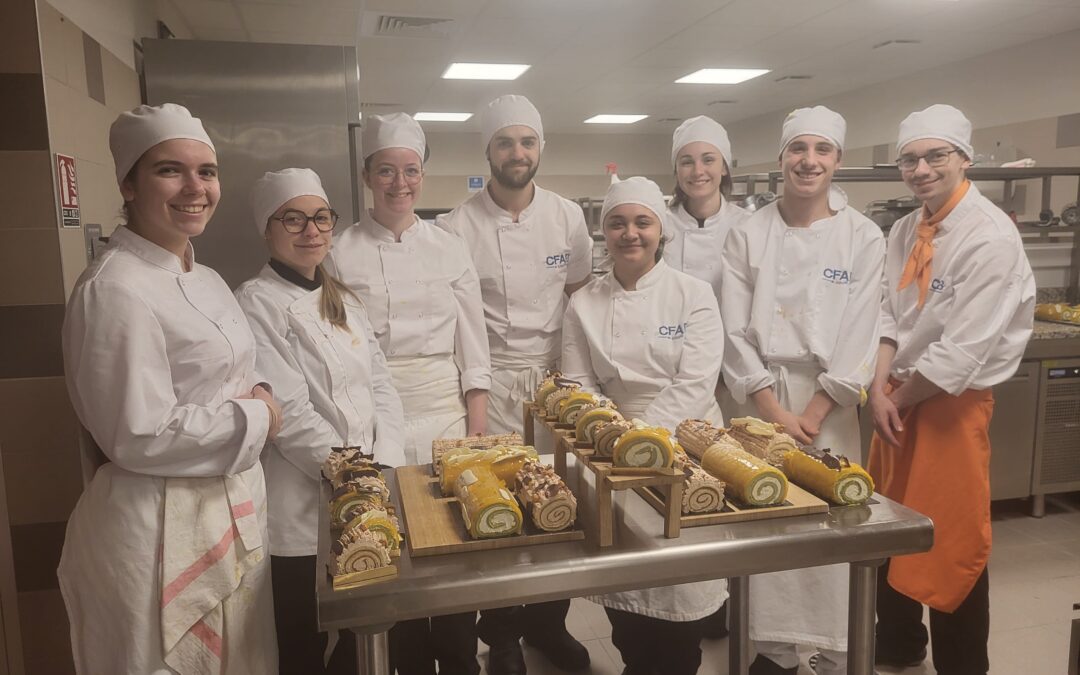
left=237, top=3, right=310, bottom=33
left=980, top=5, right=1080, bottom=36
left=191, top=26, right=250, bottom=42
left=696, top=0, right=850, bottom=29
left=173, top=0, right=246, bottom=30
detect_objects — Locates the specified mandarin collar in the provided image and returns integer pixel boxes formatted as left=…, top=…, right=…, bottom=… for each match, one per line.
left=269, top=257, right=321, bottom=291
left=610, top=259, right=668, bottom=294
left=110, top=225, right=194, bottom=274
left=933, top=182, right=979, bottom=235
left=678, top=197, right=737, bottom=230
left=361, top=210, right=422, bottom=243
left=480, top=182, right=539, bottom=225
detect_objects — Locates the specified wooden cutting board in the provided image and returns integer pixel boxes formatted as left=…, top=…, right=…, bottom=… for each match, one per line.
left=396, top=464, right=584, bottom=557
left=636, top=481, right=830, bottom=527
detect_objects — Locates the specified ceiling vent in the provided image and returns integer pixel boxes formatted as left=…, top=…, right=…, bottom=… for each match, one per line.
left=360, top=12, right=456, bottom=39
left=775, top=75, right=812, bottom=82
left=872, top=39, right=922, bottom=49
left=359, top=102, right=402, bottom=110
left=656, top=117, right=684, bottom=123
left=707, top=99, right=737, bottom=106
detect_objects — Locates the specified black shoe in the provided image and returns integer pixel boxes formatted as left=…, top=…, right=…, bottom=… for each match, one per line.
left=874, top=645, right=927, bottom=668
left=701, top=601, right=729, bottom=639
left=749, top=653, right=798, bottom=675
left=487, top=641, right=527, bottom=675
left=524, top=629, right=591, bottom=671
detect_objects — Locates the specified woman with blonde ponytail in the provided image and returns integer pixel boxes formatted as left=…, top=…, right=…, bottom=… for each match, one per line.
left=235, top=167, right=406, bottom=674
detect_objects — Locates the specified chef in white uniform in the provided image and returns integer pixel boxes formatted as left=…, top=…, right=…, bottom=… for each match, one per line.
left=720, top=106, right=885, bottom=675
left=664, top=115, right=749, bottom=296
left=326, top=113, right=488, bottom=675
left=562, top=177, right=726, bottom=675
left=59, top=104, right=280, bottom=674
left=236, top=168, right=406, bottom=673
left=436, top=95, right=592, bottom=675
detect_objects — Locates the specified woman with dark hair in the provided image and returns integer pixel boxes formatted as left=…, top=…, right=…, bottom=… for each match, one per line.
left=235, top=167, right=406, bottom=673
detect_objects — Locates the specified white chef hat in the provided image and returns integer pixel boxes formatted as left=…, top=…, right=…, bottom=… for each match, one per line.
left=779, top=105, right=846, bottom=156
left=897, top=104, right=974, bottom=160
left=600, top=176, right=667, bottom=232
left=362, top=112, right=426, bottom=164
left=109, top=103, right=215, bottom=186
left=250, top=168, right=329, bottom=236
left=480, top=94, right=545, bottom=154
left=671, top=115, right=732, bottom=169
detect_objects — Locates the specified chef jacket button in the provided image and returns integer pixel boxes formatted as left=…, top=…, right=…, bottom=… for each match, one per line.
left=615, top=332, right=621, bottom=338
left=505, top=264, right=512, bottom=270
left=785, top=231, right=792, bottom=237
left=532, top=299, right=538, bottom=304
left=418, top=313, right=423, bottom=318
left=390, top=349, right=397, bottom=355
left=640, top=330, right=646, bottom=336
left=391, top=313, right=398, bottom=319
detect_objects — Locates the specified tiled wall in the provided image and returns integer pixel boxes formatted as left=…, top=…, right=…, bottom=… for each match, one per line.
left=0, top=1, right=140, bottom=673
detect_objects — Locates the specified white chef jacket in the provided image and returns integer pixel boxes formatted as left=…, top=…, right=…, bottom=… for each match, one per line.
left=882, top=184, right=1035, bottom=394
left=327, top=211, right=491, bottom=395
left=664, top=198, right=750, bottom=296
left=235, top=263, right=406, bottom=556
left=436, top=185, right=594, bottom=360
left=59, top=226, right=276, bottom=673
left=562, top=261, right=724, bottom=431
left=720, top=202, right=885, bottom=407
left=562, top=260, right=726, bottom=620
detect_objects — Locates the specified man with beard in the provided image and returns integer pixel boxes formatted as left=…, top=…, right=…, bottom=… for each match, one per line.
left=437, top=94, right=593, bottom=675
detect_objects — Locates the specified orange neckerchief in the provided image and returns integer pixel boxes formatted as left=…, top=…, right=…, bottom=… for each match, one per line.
left=897, top=180, right=971, bottom=308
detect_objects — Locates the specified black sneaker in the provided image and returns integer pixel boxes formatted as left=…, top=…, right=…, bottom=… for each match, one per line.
left=523, top=629, right=591, bottom=671
left=749, top=653, right=798, bottom=675
left=874, top=645, right=927, bottom=668
left=487, top=641, right=527, bottom=675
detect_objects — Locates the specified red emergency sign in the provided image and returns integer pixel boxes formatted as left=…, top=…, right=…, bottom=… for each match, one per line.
left=56, top=153, right=81, bottom=228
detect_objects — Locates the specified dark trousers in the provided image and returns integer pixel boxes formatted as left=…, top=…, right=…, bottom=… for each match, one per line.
left=271, top=555, right=357, bottom=675
left=605, top=607, right=705, bottom=675
left=388, top=612, right=480, bottom=675
left=477, top=599, right=572, bottom=647
left=876, top=559, right=990, bottom=675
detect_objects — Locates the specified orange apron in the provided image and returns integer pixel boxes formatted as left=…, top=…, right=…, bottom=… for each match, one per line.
left=867, top=383, right=994, bottom=613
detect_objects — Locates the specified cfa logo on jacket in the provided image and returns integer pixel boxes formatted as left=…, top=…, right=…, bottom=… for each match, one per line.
left=657, top=322, right=688, bottom=339
left=930, top=278, right=947, bottom=293
left=545, top=252, right=570, bottom=269
left=822, top=268, right=850, bottom=284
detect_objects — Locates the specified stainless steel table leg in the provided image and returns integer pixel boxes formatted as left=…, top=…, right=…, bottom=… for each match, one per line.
left=355, top=629, right=390, bottom=675
left=848, top=560, right=883, bottom=675
left=729, top=575, right=751, bottom=675
left=1032, top=493, right=1046, bottom=518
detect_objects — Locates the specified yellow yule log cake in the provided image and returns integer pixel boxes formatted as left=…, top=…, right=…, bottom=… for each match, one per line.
left=438, top=445, right=539, bottom=496
left=611, top=419, right=676, bottom=469
left=454, top=466, right=523, bottom=539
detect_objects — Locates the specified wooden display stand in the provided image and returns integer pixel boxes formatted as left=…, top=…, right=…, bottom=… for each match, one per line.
left=636, top=481, right=829, bottom=528
left=524, top=401, right=575, bottom=476
left=331, top=564, right=398, bottom=591
left=396, top=464, right=584, bottom=557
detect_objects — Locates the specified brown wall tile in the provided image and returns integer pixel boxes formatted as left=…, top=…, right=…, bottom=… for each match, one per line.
left=0, top=150, right=57, bottom=231
left=0, top=377, right=77, bottom=458
left=0, top=305, right=65, bottom=378
left=0, top=230, right=64, bottom=306
left=3, top=451, right=82, bottom=527
left=0, top=0, right=42, bottom=75
left=0, top=74, right=48, bottom=152
left=18, top=589, right=74, bottom=674
left=10, top=521, right=65, bottom=592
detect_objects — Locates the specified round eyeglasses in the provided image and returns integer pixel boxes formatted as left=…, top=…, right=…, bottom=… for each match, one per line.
left=895, top=148, right=960, bottom=172
left=372, top=166, right=423, bottom=185
left=272, top=208, right=339, bottom=233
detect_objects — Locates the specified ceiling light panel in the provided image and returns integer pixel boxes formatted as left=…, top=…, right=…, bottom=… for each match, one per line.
left=413, top=112, right=473, bottom=122
left=675, top=68, right=770, bottom=84
left=584, top=114, right=648, bottom=124
left=442, top=63, right=531, bottom=80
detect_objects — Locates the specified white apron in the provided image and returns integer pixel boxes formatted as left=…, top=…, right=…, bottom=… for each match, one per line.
left=388, top=353, right=467, bottom=465
left=588, top=394, right=727, bottom=622
left=737, top=361, right=856, bottom=652
left=486, top=349, right=556, bottom=437
left=58, top=462, right=276, bottom=675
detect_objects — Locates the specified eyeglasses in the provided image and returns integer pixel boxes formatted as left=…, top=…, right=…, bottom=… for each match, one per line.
left=372, top=166, right=423, bottom=185
left=895, top=148, right=960, bottom=171
left=272, top=208, right=339, bottom=233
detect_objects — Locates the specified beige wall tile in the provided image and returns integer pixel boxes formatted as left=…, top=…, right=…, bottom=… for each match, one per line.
left=57, top=226, right=87, bottom=298
left=38, top=2, right=66, bottom=82
left=18, top=588, right=74, bottom=674
left=0, top=229, right=63, bottom=305
left=101, top=48, right=140, bottom=112
left=0, top=378, right=78, bottom=459
left=44, top=77, right=77, bottom=157
left=0, top=0, right=42, bottom=74
left=0, top=150, right=56, bottom=230
left=59, top=10, right=86, bottom=96
left=72, top=158, right=116, bottom=229
left=72, top=95, right=113, bottom=167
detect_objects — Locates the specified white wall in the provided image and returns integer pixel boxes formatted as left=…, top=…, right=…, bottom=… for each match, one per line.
left=43, top=0, right=192, bottom=68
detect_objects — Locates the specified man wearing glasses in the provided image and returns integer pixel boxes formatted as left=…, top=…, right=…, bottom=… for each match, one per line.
left=437, top=95, right=592, bottom=675
left=867, top=104, right=1035, bottom=675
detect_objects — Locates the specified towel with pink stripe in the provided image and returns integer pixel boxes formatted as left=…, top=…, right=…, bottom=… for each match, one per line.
left=161, top=474, right=263, bottom=674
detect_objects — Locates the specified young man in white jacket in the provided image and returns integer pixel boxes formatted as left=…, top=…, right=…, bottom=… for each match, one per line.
left=867, top=104, right=1035, bottom=675
left=437, top=95, right=592, bottom=675
left=721, top=106, right=885, bottom=675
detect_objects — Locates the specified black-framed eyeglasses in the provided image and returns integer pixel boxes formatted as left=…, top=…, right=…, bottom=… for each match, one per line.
left=895, top=148, right=960, bottom=171
left=272, top=208, right=339, bottom=233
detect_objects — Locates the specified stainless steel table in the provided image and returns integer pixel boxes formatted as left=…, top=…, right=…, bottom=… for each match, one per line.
left=318, top=455, right=933, bottom=675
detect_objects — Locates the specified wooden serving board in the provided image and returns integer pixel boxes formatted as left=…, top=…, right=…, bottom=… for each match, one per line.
left=331, top=564, right=398, bottom=591
left=396, top=464, right=584, bottom=557
left=635, top=481, right=829, bottom=527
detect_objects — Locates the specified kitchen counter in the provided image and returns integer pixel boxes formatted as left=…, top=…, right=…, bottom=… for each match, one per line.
left=1032, top=319, right=1080, bottom=340
left=1026, top=320, right=1080, bottom=359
